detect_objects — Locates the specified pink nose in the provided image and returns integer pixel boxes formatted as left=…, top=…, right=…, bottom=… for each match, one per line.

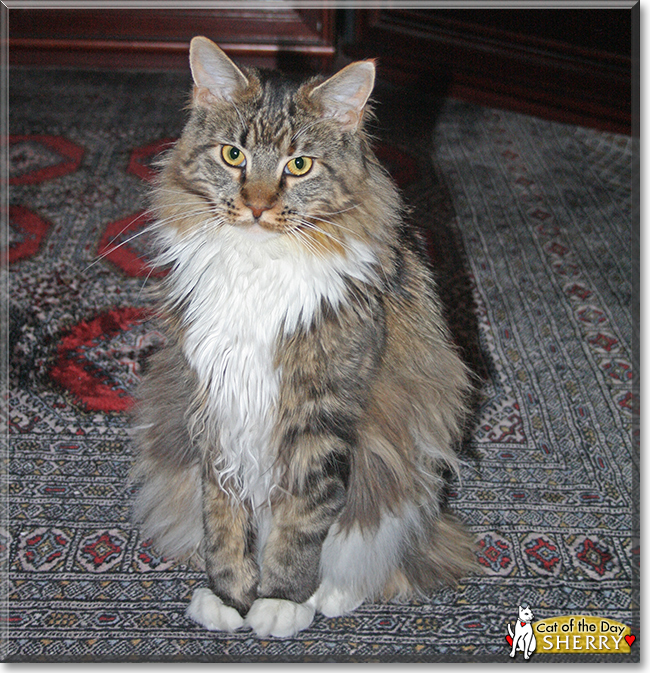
left=248, top=204, right=271, bottom=219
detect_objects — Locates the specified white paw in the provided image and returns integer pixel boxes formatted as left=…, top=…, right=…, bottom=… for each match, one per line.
left=309, top=583, right=363, bottom=618
left=186, top=587, right=245, bottom=632
left=245, top=598, right=315, bottom=638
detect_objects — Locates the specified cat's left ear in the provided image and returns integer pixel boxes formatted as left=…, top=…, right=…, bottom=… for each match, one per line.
left=310, top=60, right=375, bottom=131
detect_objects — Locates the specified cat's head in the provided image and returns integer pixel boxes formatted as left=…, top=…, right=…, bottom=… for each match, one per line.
left=156, top=36, right=398, bottom=252
left=518, top=604, right=534, bottom=622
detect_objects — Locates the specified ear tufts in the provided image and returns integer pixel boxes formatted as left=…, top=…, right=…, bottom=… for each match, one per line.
left=309, top=60, right=376, bottom=131
left=189, top=36, right=249, bottom=105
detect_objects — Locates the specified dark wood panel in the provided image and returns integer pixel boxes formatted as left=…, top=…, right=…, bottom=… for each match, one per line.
left=402, top=8, right=631, bottom=56
left=349, top=8, right=633, bottom=134
left=9, top=7, right=336, bottom=71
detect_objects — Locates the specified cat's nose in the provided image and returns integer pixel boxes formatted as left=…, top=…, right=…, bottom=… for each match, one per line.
left=242, top=184, right=277, bottom=220
left=247, top=203, right=272, bottom=219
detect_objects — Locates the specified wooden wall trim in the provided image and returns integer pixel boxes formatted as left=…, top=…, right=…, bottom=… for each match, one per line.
left=9, top=7, right=336, bottom=71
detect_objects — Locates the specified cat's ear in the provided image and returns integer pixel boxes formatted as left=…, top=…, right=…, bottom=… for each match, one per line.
left=189, top=36, right=248, bottom=105
left=310, top=60, right=375, bottom=131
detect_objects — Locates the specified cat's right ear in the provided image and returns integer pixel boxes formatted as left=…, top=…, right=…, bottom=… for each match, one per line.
left=189, top=36, right=249, bottom=105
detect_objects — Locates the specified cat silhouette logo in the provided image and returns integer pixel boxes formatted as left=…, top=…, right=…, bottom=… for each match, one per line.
left=506, top=604, right=537, bottom=660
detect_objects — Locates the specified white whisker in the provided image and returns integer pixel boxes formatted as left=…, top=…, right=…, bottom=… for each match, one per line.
left=295, top=215, right=391, bottom=295
left=291, top=117, right=330, bottom=143
left=289, top=219, right=377, bottom=314
left=301, top=213, right=362, bottom=239
left=136, top=263, right=157, bottom=303
left=84, top=220, right=164, bottom=273
left=290, top=218, right=353, bottom=253
left=230, top=99, right=247, bottom=133
left=288, top=227, right=328, bottom=263
left=84, top=205, right=217, bottom=273
left=318, top=203, right=361, bottom=217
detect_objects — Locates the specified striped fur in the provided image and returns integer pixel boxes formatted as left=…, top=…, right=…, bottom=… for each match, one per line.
left=132, top=37, right=477, bottom=638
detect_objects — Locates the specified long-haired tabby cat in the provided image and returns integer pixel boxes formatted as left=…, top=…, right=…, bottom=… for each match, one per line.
left=132, top=36, right=476, bottom=638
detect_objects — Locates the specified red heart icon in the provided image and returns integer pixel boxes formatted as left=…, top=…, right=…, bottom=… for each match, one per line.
left=625, top=635, right=635, bottom=647
left=506, top=634, right=513, bottom=646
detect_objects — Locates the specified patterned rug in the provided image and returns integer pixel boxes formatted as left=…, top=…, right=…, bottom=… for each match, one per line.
left=3, top=67, right=639, bottom=662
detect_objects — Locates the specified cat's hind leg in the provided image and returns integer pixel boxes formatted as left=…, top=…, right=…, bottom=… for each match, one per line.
left=310, top=507, right=417, bottom=619
left=131, top=342, right=205, bottom=563
left=308, top=581, right=364, bottom=618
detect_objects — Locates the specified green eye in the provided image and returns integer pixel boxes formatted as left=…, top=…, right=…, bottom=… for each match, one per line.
left=286, top=156, right=313, bottom=176
left=221, top=145, right=245, bottom=167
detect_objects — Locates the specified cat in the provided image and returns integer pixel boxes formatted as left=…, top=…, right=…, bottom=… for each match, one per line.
left=131, top=35, right=476, bottom=639
left=507, top=604, right=537, bottom=659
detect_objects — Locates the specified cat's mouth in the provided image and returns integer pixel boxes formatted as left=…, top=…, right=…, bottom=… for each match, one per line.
left=255, top=218, right=284, bottom=233
left=237, top=218, right=284, bottom=239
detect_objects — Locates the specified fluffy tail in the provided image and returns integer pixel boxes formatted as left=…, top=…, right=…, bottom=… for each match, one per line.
left=401, top=511, right=480, bottom=592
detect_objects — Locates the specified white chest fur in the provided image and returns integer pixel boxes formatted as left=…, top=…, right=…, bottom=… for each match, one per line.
left=158, top=224, right=377, bottom=505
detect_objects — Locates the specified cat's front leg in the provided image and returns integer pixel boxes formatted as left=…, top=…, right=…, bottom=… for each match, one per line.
left=245, top=448, right=348, bottom=637
left=246, top=293, right=380, bottom=638
left=186, top=469, right=259, bottom=631
left=186, top=587, right=245, bottom=632
left=245, top=597, right=316, bottom=639
left=523, top=632, right=535, bottom=660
